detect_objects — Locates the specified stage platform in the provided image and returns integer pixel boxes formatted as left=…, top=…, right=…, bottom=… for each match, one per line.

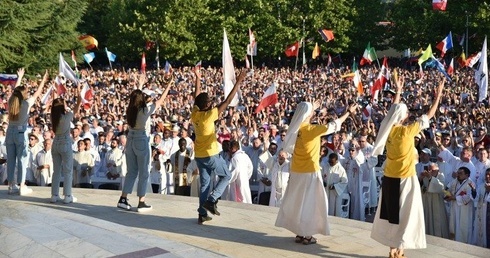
left=0, top=186, right=489, bottom=258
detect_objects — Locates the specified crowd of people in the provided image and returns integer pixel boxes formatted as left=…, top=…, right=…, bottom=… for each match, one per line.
left=0, top=61, right=489, bottom=251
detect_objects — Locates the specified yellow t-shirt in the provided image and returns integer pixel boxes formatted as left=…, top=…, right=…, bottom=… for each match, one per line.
left=291, top=122, right=328, bottom=173
left=191, top=106, right=219, bottom=158
left=384, top=122, right=422, bottom=178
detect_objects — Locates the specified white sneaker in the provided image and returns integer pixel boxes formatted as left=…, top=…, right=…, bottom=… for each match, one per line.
left=19, top=186, right=33, bottom=196
left=50, top=195, right=63, bottom=203
left=63, top=195, right=77, bottom=204
left=8, top=184, right=20, bottom=195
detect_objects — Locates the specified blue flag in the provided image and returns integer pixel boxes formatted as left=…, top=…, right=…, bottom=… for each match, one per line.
left=83, top=52, right=95, bottom=64
left=424, top=56, right=451, bottom=80
left=165, top=61, right=172, bottom=73
left=105, top=48, right=116, bottom=62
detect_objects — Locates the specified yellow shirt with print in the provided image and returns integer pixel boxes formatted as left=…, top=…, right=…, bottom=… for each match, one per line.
left=384, top=122, right=422, bottom=179
left=291, top=122, right=328, bottom=173
left=191, top=106, right=219, bottom=158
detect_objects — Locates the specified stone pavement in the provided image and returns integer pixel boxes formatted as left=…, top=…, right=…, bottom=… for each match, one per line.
left=1, top=186, right=489, bottom=258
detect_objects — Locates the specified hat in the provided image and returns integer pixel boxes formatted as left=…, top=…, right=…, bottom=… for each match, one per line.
left=170, top=115, right=178, bottom=123
left=28, top=133, right=38, bottom=140
left=75, top=121, right=83, bottom=127
left=421, top=148, right=432, bottom=156
left=142, top=89, right=156, bottom=98
left=172, top=125, right=180, bottom=132
left=115, top=121, right=123, bottom=126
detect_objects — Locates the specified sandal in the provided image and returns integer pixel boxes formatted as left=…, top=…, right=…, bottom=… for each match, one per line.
left=295, top=235, right=304, bottom=243
left=302, top=236, right=317, bottom=245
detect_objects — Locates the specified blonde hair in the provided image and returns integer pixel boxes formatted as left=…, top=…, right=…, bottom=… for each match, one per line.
left=8, top=86, right=26, bottom=122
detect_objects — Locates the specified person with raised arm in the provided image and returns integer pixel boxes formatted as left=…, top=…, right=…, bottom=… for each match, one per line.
left=6, top=68, right=47, bottom=195
left=370, top=75, right=445, bottom=258
left=191, top=66, right=247, bottom=224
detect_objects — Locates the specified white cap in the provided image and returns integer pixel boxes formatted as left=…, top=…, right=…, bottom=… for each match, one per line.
left=421, top=148, right=432, bottom=156
left=142, top=89, right=156, bottom=97
left=172, top=125, right=180, bottom=132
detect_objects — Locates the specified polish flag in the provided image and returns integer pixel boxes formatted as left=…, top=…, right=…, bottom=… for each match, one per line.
left=54, top=76, right=66, bottom=95
left=447, top=58, right=454, bottom=76
left=41, top=85, right=54, bottom=105
left=362, top=104, right=372, bottom=120
left=141, top=52, right=146, bottom=73
left=255, top=82, right=278, bottom=114
left=432, top=0, right=447, bottom=11
left=80, top=82, right=94, bottom=110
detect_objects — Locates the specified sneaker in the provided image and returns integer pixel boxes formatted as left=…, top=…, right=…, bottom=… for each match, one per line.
left=50, top=195, right=63, bottom=203
left=198, top=214, right=212, bottom=225
left=63, top=195, right=77, bottom=204
left=8, top=184, right=20, bottom=195
left=203, top=200, right=220, bottom=216
left=117, top=197, right=132, bottom=210
left=137, top=202, right=152, bottom=212
left=19, top=186, right=33, bottom=196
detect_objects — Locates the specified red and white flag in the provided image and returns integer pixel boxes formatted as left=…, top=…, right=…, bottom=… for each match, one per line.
left=372, top=57, right=388, bottom=100
left=285, top=41, right=300, bottom=57
left=245, top=55, right=250, bottom=69
left=41, top=85, right=54, bottom=105
left=141, top=52, right=146, bottom=73
left=249, top=28, right=256, bottom=48
left=362, top=104, right=372, bottom=120
left=255, top=82, right=278, bottom=114
left=80, top=82, right=94, bottom=110
left=447, top=58, right=454, bottom=76
left=432, top=0, right=447, bottom=11
left=54, top=75, right=66, bottom=95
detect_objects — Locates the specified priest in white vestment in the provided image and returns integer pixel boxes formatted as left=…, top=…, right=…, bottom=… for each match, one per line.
left=34, top=138, right=53, bottom=186
left=473, top=168, right=490, bottom=248
left=420, top=162, right=449, bottom=238
left=322, top=153, right=348, bottom=216
left=269, top=150, right=290, bottom=207
left=228, top=140, right=253, bottom=203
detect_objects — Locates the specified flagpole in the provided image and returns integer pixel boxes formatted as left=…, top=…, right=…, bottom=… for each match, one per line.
left=295, top=51, right=298, bottom=72
left=251, top=53, right=254, bottom=70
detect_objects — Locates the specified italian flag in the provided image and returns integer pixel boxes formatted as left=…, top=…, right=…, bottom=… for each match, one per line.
left=255, top=83, right=278, bottom=114
left=360, top=42, right=377, bottom=66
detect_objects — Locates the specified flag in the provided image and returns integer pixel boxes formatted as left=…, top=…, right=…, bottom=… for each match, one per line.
left=141, top=52, right=146, bottom=73
left=145, top=40, right=155, bottom=50
left=459, top=33, right=465, bottom=47
left=0, top=74, right=17, bottom=86
left=327, top=53, right=332, bottom=68
left=476, top=36, right=488, bottom=102
left=362, top=104, right=372, bottom=120
left=54, top=76, right=66, bottom=95
left=285, top=41, right=300, bottom=57
left=245, top=55, right=250, bottom=69
left=418, top=44, right=433, bottom=66
left=424, top=56, right=451, bottom=80
left=457, top=52, right=467, bottom=67
left=447, top=58, right=454, bottom=76
left=360, top=42, right=377, bottom=66
left=78, top=35, right=98, bottom=50
left=71, top=50, right=77, bottom=68
left=59, top=53, right=78, bottom=85
left=353, top=61, right=363, bottom=95
left=41, top=85, right=54, bottom=105
left=80, top=82, right=94, bottom=110
left=249, top=28, right=256, bottom=48
left=466, top=52, right=481, bottom=67
left=255, top=82, right=278, bottom=114
left=247, top=43, right=257, bottom=56
left=415, top=66, right=425, bottom=84
left=436, top=32, right=453, bottom=57
left=83, top=52, right=95, bottom=64
left=372, top=57, right=388, bottom=100
left=318, top=29, right=334, bottom=42
left=432, top=0, right=447, bottom=11
left=105, top=48, right=116, bottom=62
left=403, top=48, right=411, bottom=58
left=414, top=48, right=423, bottom=56
left=223, top=29, right=239, bottom=107
left=312, top=43, right=320, bottom=59
left=195, top=60, right=202, bottom=70
left=164, top=61, right=172, bottom=73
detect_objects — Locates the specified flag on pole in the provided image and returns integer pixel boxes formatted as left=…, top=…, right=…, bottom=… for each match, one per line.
left=418, top=44, right=433, bottom=66
left=249, top=28, right=256, bottom=48
left=80, top=82, right=94, bottom=110
left=71, top=50, right=77, bottom=68
left=327, top=53, right=332, bottom=68
left=312, top=43, right=320, bottom=59
left=285, top=41, right=300, bottom=57
left=195, top=60, right=202, bottom=70
left=223, top=29, right=239, bottom=107
left=41, top=85, right=54, bottom=105
left=360, top=42, right=377, bottom=66
left=432, top=0, right=447, bottom=11
left=145, top=40, right=155, bottom=50
left=403, top=48, right=411, bottom=58
left=318, top=29, right=334, bottom=42
left=466, top=52, right=481, bottom=67
left=83, top=52, right=95, bottom=64
left=247, top=43, right=257, bottom=56
left=105, top=48, right=116, bottom=62
left=78, top=35, right=98, bottom=50
left=141, top=52, right=146, bottom=73
left=424, top=57, right=451, bottom=80
left=436, top=32, right=453, bottom=57
left=353, top=61, right=363, bottom=95
left=245, top=55, right=250, bottom=69
left=447, top=58, right=454, bottom=76
left=459, top=33, right=465, bottom=47
left=362, top=104, right=372, bottom=120
left=54, top=76, right=66, bottom=95
left=164, top=61, right=172, bottom=74
left=372, top=57, right=389, bottom=100
left=255, top=82, right=278, bottom=114
left=0, top=74, right=17, bottom=86
left=476, top=36, right=488, bottom=102
left=59, top=53, right=78, bottom=85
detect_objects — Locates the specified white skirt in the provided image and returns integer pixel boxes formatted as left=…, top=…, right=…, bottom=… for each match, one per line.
left=371, top=175, right=426, bottom=249
left=275, top=171, right=330, bottom=236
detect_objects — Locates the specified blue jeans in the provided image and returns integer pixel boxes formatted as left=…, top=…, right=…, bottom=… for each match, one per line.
left=122, top=130, right=150, bottom=197
left=6, top=125, right=28, bottom=185
left=196, top=155, right=231, bottom=216
left=51, top=135, right=73, bottom=196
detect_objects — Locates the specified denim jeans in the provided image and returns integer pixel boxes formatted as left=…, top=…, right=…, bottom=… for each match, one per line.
left=122, top=130, right=150, bottom=197
left=196, top=155, right=231, bottom=216
left=51, top=135, right=73, bottom=196
left=6, top=125, right=28, bottom=185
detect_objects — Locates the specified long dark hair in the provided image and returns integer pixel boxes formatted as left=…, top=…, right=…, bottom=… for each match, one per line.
left=126, top=90, right=146, bottom=128
left=51, top=98, right=66, bottom=133
left=195, top=92, right=209, bottom=110
left=8, top=86, right=27, bottom=121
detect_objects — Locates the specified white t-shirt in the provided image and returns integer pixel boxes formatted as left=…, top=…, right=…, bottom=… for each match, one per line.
left=132, top=103, right=158, bottom=134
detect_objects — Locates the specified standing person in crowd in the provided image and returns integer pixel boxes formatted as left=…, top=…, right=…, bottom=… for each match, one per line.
left=117, top=74, right=172, bottom=211
left=322, top=152, right=348, bottom=217
left=50, top=84, right=82, bottom=203
left=275, top=100, right=357, bottom=245
left=420, top=162, right=449, bottom=238
left=191, top=67, right=246, bottom=224
left=228, top=140, right=253, bottom=204
left=7, top=68, right=47, bottom=195
left=269, top=150, right=290, bottom=207
left=370, top=76, right=444, bottom=258
left=34, top=138, right=53, bottom=187
left=473, top=168, right=490, bottom=248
